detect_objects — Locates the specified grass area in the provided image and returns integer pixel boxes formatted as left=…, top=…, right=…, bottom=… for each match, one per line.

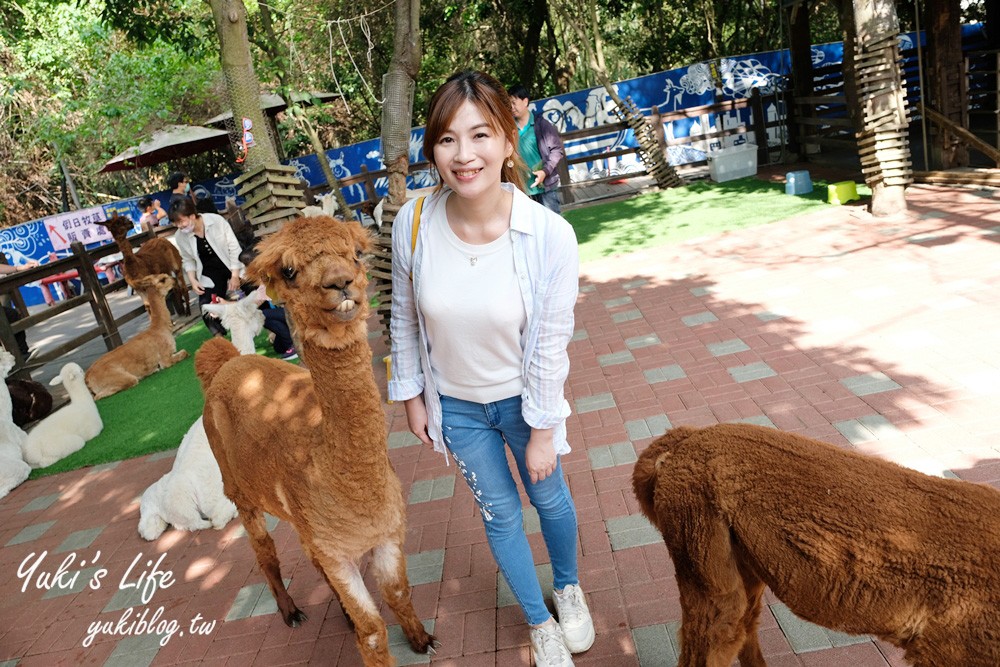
left=563, top=176, right=859, bottom=264
left=29, top=322, right=289, bottom=479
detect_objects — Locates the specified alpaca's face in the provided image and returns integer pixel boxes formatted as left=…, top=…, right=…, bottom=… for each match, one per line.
left=247, top=215, right=373, bottom=349
left=96, top=214, right=132, bottom=238
left=132, top=273, right=175, bottom=297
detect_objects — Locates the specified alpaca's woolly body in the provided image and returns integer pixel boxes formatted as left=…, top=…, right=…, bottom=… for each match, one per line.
left=632, top=423, right=1000, bottom=667
left=85, top=274, right=188, bottom=399
left=195, top=216, right=435, bottom=666
left=99, top=214, right=189, bottom=316
left=137, top=416, right=237, bottom=540
left=0, top=350, right=30, bottom=497
left=201, top=286, right=266, bottom=355
left=21, top=363, right=102, bottom=469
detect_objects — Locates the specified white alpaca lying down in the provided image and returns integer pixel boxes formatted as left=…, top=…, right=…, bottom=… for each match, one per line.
left=0, top=349, right=30, bottom=499
left=138, top=416, right=237, bottom=540
left=21, top=363, right=103, bottom=469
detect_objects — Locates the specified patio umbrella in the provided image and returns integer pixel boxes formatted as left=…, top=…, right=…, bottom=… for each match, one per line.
left=98, top=124, right=232, bottom=173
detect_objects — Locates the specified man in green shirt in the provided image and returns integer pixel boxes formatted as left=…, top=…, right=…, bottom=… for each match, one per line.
left=508, top=84, right=566, bottom=214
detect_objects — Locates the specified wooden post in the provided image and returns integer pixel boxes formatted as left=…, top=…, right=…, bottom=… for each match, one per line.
left=0, top=306, right=25, bottom=372
left=787, top=0, right=815, bottom=156
left=71, top=241, right=122, bottom=350
left=360, top=165, right=378, bottom=206
left=926, top=0, right=969, bottom=168
left=750, top=88, right=768, bottom=165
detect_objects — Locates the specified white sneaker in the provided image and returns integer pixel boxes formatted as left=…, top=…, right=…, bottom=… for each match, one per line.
left=529, top=619, right=574, bottom=667
left=552, top=584, right=595, bottom=653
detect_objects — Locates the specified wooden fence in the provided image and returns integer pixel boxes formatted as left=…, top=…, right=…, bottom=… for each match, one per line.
left=306, top=87, right=787, bottom=212
left=0, top=227, right=194, bottom=382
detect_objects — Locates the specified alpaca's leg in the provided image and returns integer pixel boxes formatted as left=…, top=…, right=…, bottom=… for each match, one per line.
left=371, top=541, right=437, bottom=654
left=312, top=551, right=394, bottom=667
left=164, top=350, right=189, bottom=366
left=239, top=506, right=306, bottom=626
left=735, top=566, right=767, bottom=667
left=665, top=508, right=750, bottom=667
left=300, top=542, right=355, bottom=630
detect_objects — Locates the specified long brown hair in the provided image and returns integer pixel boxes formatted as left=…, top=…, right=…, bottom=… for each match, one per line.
left=423, top=70, right=526, bottom=192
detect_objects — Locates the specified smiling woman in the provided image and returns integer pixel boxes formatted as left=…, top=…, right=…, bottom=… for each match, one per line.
left=389, top=70, right=594, bottom=667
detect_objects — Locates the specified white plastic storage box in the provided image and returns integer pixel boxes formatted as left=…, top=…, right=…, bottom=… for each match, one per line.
left=707, top=143, right=758, bottom=183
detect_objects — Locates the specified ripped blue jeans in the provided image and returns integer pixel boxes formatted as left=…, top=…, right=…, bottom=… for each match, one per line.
left=440, top=394, right=579, bottom=626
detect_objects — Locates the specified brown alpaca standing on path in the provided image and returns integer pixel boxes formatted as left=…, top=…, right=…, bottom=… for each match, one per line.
left=632, top=423, right=1000, bottom=667
left=96, top=214, right=190, bottom=316
left=194, top=215, right=436, bottom=667
left=85, top=274, right=189, bottom=399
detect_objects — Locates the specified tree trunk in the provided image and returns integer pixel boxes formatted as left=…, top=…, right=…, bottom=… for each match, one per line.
left=381, top=0, right=421, bottom=207
left=851, top=0, right=911, bottom=216
left=926, top=0, right=968, bottom=168
left=207, top=0, right=280, bottom=171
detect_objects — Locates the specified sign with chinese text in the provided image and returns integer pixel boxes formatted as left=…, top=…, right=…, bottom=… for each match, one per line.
left=43, top=206, right=112, bottom=251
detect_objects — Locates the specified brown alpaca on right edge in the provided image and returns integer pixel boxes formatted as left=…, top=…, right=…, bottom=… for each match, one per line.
left=97, top=214, right=190, bottom=316
left=631, top=423, right=1000, bottom=667
left=194, top=216, right=436, bottom=666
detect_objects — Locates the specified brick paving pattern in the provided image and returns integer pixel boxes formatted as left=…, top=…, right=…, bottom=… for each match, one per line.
left=2, top=183, right=999, bottom=665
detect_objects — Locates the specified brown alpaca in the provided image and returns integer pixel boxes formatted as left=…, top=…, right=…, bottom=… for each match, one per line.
left=194, top=216, right=436, bottom=666
left=632, top=423, right=1000, bottom=667
left=97, top=214, right=190, bottom=316
left=85, top=274, right=189, bottom=399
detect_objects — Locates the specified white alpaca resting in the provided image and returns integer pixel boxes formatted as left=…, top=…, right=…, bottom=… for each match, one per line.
left=0, top=349, right=31, bottom=498
left=201, top=285, right=266, bottom=355
left=138, top=416, right=237, bottom=540
left=21, top=363, right=103, bottom=469
left=137, top=290, right=263, bottom=540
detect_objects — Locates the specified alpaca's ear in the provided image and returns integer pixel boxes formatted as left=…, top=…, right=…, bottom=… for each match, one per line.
left=349, top=220, right=374, bottom=254
left=244, top=238, right=286, bottom=288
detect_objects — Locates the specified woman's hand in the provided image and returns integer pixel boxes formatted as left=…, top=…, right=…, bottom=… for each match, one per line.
left=526, top=428, right=556, bottom=484
left=227, top=273, right=241, bottom=292
left=190, top=278, right=205, bottom=295
left=404, top=396, right=433, bottom=447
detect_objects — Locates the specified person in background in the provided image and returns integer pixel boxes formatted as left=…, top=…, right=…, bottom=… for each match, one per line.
left=195, top=193, right=218, bottom=215
left=390, top=70, right=592, bottom=667
left=169, top=198, right=242, bottom=338
left=137, top=197, right=167, bottom=232
left=0, top=260, right=40, bottom=357
left=167, top=171, right=193, bottom=209
left=507, top=83, right=566, bottom=214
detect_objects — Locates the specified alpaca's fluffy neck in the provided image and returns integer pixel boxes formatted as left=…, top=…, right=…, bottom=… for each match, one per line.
left=111, top=227, right=139, bottom=269
left=301, top=334, right=391, bottom=486
left=143, top=288, right=172, bottom=331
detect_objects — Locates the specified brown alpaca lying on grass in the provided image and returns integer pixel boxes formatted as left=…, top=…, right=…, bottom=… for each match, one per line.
left=97, top=213, right=190, bottom=316
left=632, top=423, right=1000, bottom=667
left=194, top=215, right=436, bottom=666
left=85, top=274, right=188, bottom=399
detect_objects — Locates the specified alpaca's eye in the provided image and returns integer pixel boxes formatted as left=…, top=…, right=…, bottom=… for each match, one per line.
left=281, top=266, right=297, bottom=281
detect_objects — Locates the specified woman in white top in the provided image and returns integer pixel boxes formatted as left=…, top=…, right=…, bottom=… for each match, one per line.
left=168, top=198, right=243, bottom=337
left=389, top=70, right=592, bottom=667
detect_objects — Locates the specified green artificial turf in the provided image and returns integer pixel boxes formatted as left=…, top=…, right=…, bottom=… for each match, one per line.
left=563, top=176, right=864, bottom=264
left=29, top=322, right=289, bottom=479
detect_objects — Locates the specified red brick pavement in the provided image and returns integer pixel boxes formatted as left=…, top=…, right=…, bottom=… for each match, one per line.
left=2, top=182, right=999, bottom=665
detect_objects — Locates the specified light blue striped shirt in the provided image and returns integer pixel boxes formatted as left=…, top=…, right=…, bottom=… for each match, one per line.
left=389, top=184, right=579, bottom=457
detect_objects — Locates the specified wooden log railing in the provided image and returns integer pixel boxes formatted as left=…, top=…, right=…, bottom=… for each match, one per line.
left=0, top=227, right=194, bottom=382
left=306, top=89, right=785, bottom=214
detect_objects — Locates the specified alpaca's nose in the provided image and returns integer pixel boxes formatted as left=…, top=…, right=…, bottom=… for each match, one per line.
left=322, top=265, right=355, bottom=292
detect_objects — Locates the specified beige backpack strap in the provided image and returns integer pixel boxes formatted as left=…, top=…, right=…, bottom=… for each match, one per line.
left=409, top=197, right=425, bottom=281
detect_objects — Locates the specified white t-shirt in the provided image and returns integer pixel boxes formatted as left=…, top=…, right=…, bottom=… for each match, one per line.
left=418, top=205, right=527, bottom=404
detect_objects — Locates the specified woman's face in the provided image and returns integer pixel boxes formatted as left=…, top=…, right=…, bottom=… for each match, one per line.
left=432, top=100, right=512, bottom=202
left=174, top=213, right=197, bottom=233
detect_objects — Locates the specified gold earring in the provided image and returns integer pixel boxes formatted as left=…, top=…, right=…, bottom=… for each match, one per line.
left=506, top=158, right=514, bottom=168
